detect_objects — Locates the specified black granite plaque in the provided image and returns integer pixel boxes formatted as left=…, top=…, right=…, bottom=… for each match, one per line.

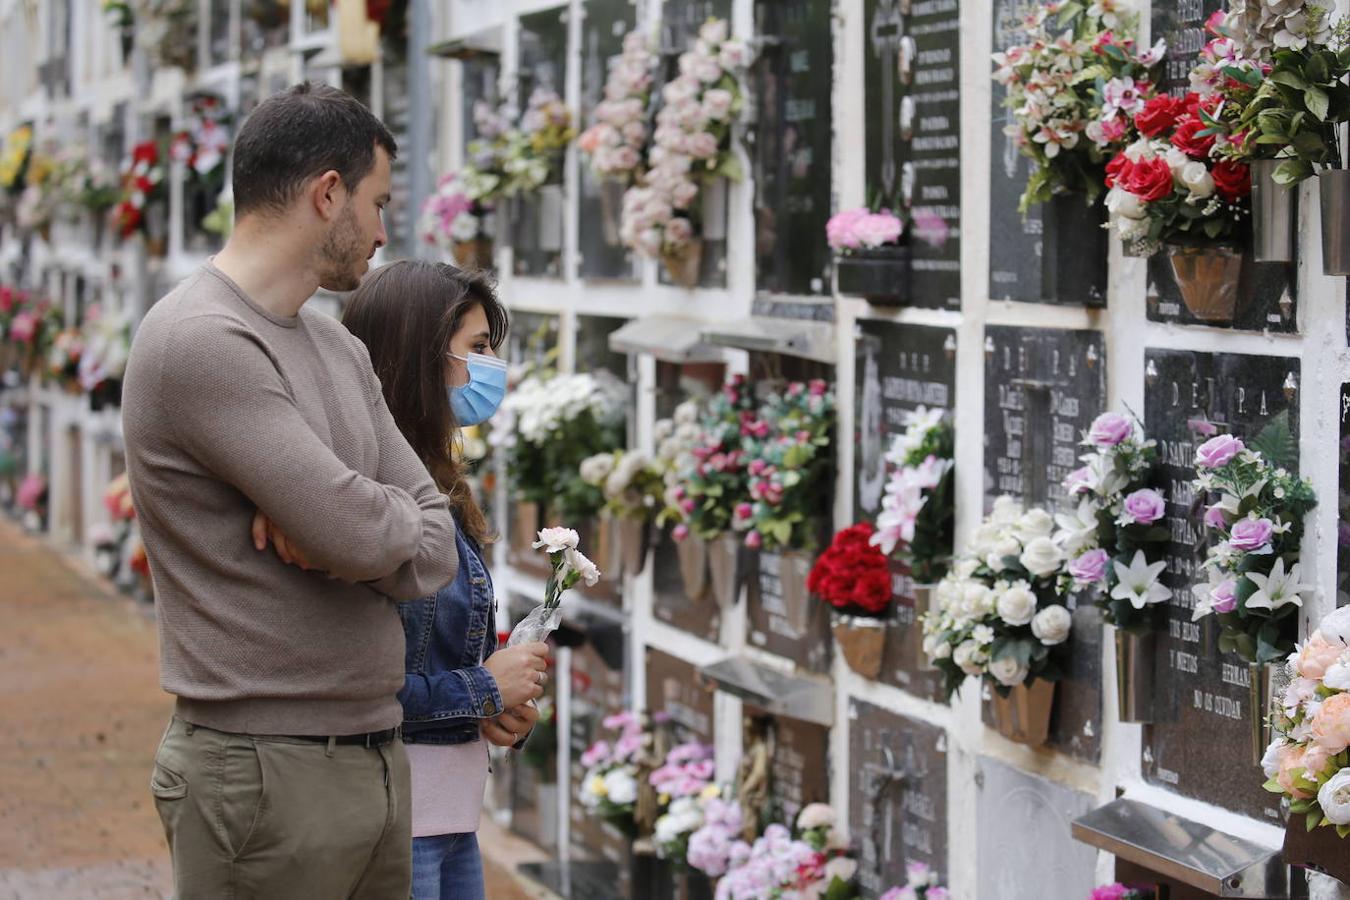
left=646, top=648, right=716, bottom=743
left=751, top=0, right=833, bottom=297
left=568, top=632, right=632, bottom=871
left=982, top=325, right=1105, bottom=761
left=848, top=701, right=947, bottom=895
left=514, top=6, right=570, bottom=278
left=1148, top=0, right=1296, bottom=332
left=863, top=0, right=961, bottom=308
left=461, top=55, right=501, bottom=153
left=1142, top=349, right=1299, bottom=821
left=988, top=0, right=1107, bottom=307
left=580, top=0, right=639, bottom=281
left=1340, top=384, right=1350, bottom=606
left=744, top=706, right=830, bottom=828
left=746, top=549, right=832, bottom=673
left=854, top=320, right=955, bottom=698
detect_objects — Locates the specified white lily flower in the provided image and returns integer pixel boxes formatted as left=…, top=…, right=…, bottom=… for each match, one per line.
left=1244, top=558, right=1314, bottom=612
left=1110, top=550, right=1172, bottom=610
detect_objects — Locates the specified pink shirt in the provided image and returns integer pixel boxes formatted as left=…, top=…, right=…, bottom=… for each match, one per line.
left=407, top=740, right=490, bottom=837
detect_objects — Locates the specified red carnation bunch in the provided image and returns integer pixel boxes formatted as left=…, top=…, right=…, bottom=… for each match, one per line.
left=806, top=523, right=893, bottom=616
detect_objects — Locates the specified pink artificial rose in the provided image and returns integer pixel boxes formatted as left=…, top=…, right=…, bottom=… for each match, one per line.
left=1203, top=503, right=1229, bottom=530
left=1069, top=548, right=1110, bottom=586
left=685, top=132, right=720, bottom=159
left=1277, top=744, right=1315, bottom=798
left=1122, top=488, right=1166, bottom=525
left=1302, top=743, right=1333, bottom=779
left=1195, top=434, right=1244, bottom=468
left=1210, top=579, right=1238, bottom=613
left=672, top=524, right=690, bottom=542
left=853, top=212, right=904, bottom=248
left=735, top=502, right=753, bottom=520
left=1088, top=412, right=1133, bottom=447
left=826, top=208, right=869, bottom=251
left=1296, top=635, right=1343, bottom=680
left=1229, top=517, right=1273, bottom=552
left=1311, top=693, right=1350, bottom=754
left=744, top=530, right=763, bottom=550
left=1064, top=466, right=1093, bottom=495
left=1091, top=886, right=1131, bottom=900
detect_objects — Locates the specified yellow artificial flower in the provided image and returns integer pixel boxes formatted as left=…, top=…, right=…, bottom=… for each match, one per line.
left=587, top=774, right=608, bottom=797
left=700, top=783, right=721, bottom=800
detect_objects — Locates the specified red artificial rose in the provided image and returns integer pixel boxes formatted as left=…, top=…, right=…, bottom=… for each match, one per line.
left=1212, top=159, right=1251, bottom=202
left=1121, top=155, right=1174, bottom=202
left=1105, top=152, right=1132, bottom=188
left=1171, top=116, right=1216, bottom=159
left=1134, top=95, right=1184, bottom=138
left=807, top=523, right=893, bottom=613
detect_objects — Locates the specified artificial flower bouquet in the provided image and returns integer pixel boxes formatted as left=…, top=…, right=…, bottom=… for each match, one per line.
left=1090, top=885, right=1154, bottom=900
left=650, top=742, right=717, bottom=863
left=654, top=399, right=704, bottom=529
left=735, top=379, right=836, bottom=553
left=45, top=328, right=85, bottom=390
left=809, top=523, right=894, bottom=618
left=508, top=526, right=601, bottom=647
left=826, top=207, right=905, bottom=254
left=922, top=496, right=1073, bottom=701
left=169, top=95, right=231, bottom=185
left=463, top=89, right=577, bottom=202
left=1056, top=411, right=1170, bottom=633
left=78, top=306, right=131, bottom=399
left=580, top=449, right=666, bottom=523
left=579, top=30, right=656, bottom=185
left=715, top=803, right=858, bottom=900
left=578, top=710, right=650, bottom=836
left=1190, top=419, right=1317, bottom=663
left=111, top=140, right=166, bottom=241
left=619, top=18, right=748, bottom=269
left=686, top=793, right=746, bottom=877
left=1263, top=606, right=1350, bottom=857
left=870, top=406, right=955, bottom=585
left=992, top=0, right=1166, bottom=211
left=671, top=375, right=756, bottom=543
left=417, top=171, right=494, bottom=265
left=880, top=862, right=948, bottom=900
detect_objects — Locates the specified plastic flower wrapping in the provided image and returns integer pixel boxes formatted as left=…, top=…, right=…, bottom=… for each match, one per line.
left=579, top=30, right=657, bottom=184
left=870, top=406, right=955, bottom=585
left=921, top=496, right=1073, bottom=700
left=1190, top=414, right=1317, bottom=663
left=1053, top=411, right=1170, bottom=633
left=1262, top=606, right=1350, bottom=838
left=713, top=803, right=858, bottom=900
left=992, top=0, right=1166, bottom=210
left=619, top=18, right=749, bottom=260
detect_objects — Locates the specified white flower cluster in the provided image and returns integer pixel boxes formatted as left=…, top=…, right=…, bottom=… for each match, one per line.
left=619, top=19, right=747, bottom=258
left=496, top=371, right=626, bottom=447
left=1105, top=137, right=1227, bottom=244
left=1229, top=0, right=1333, bottom=54
left=655, top=400, right=704, bottom=515
left=580, top=32, right=656, bottom=181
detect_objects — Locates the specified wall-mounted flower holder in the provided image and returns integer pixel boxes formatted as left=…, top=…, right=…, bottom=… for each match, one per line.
left=616, top=517, right=650, bottom=579
left=1320, top=169, right=1350, bottom=276
left=1114, top=628, right=1158, bottom=724
left=834, top=245, right=912, bottom=306
left=1251, top=160, right=1295, bottom=264
left=707, top=533, right=742, bottom=610
left=676, top=531, right=710, bottom=603
left=832, top=614, right=886, bottom=680
left=1282, top=814, right=1350, bottom=887
left=989, top=679, right=1055, bottom=747
left=1166, top=245, right=1242, bottom=323
left=662, top=239, right=704, bottom=289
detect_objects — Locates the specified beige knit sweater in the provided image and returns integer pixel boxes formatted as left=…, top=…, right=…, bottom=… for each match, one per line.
left=122, top=263, right=458, bottom=735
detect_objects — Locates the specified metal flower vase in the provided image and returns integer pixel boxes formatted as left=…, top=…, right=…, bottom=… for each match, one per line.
left=1114, top=629, right=1158, bottom=724
left=990, top=679, right=1056, bottom=747
left=913, top=584, right=940, bottom=672
left=1320, top=168, right=1350, bottom=275
left=707, top=533, right=741, bottom=609
left=662, top=239, right=703, bottom=289
left=617, top=516, right=650, bottom=578
left=778, top=550, right=814, bottom=633
left=1167, top=245, right=1242, bottom=323
left=1249, top=661, right=1281, bottom=766
left=676, top=532, right=710, bottom=603
left=1250, top=159, right=1294, bottom=263
left=833, top=615, right=886, bottom=679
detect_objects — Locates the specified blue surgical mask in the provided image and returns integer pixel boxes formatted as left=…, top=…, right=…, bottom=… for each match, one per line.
left=447, top=352, right=508, bottom=425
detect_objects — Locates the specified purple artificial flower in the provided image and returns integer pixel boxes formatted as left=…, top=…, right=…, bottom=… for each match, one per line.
left=1088, top=412, right=1134, bottom=447
left=1091, top=885, right=1131, bottom=900
left=1229, top=517, right=1274, bottom=552
left=1211, top=579, right=1238, bottom=614
left=673, top=524, right=690, bottom=542
left=1069, top=548, right=1111, bottom=586
left=1204, top=503, right=1229, bottom=530
left=1122, top=488, right=1167, bottom=525
left=1064, top=466, right=1093, bottom=495
left=744, top=530, right=763, bottom=550
left=1195, top=434, right=1244, bottom=469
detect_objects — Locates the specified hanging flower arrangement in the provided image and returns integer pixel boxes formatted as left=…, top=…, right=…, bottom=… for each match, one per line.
left=579, top=31, right=657, bottom=185
left=417, top=171, right=494, bottom=260
left=170, top=95, right=231, bottom=184
left=577, top=710, right=651, bottom=836
left=714, top=804, right=859, bottom=899
left=870, top=406, right=955, bottom=585
left=670, top=375, right=756, bottom=543
left=463, top=90, right=576, bottom=203
left=111, top=140, right=166, bottom=240
left=808, top=523, right=894, bottom=617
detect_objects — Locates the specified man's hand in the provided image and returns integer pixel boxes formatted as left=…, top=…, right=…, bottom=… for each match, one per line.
left=251, top=510, right=315, bottom=570
left=482, top=702, right=541, bottom=748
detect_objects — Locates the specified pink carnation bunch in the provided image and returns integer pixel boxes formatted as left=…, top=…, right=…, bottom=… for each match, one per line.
left=826, top=207, right=904, bottom=251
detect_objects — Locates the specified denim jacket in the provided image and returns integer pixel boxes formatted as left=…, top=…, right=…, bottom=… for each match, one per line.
left=398, top=520, right=504, bottom=745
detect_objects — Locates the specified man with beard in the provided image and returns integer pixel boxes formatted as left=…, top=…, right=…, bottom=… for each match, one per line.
left=121, top=83, right=459, bottom=898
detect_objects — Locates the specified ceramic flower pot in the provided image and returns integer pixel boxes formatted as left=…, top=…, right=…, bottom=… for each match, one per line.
left=834, top=245, right=912, bottom=306
left=1114, top=628, right=1158, bottom=724
left=990, top=679, right=1055, bottom=747
left=1167, top=245, right=1242, bottom=323
left=662, top=240, right=704, bottom=289
left=617, top=516, right=650, bottom=579
left=1249, top=660, right=1281, bottom=766
left=1320, top=168, right=1350, bottom=276
left=676, top=531, right=710, bottom=603
left=1282, top=813, right=1350, bottom=886
left=833, top=614, right=886, bottom=679
left=778, top=550, right=814, bottom=633
left=1251, top=159, right=1295, bottom=263
left=707, top=532, right=742, bottom=609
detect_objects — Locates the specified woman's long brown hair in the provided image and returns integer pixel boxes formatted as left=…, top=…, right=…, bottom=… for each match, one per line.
left=342, top=261, right=509, bottom=545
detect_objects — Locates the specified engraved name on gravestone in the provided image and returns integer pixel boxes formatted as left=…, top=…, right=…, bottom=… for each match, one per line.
left=860, top=0, right=961, bottom=308
left=569, top=631, right=630, bottom=867
left=579, top=0, right=639, bottom=281
left=983, top=325, right=1104, bottom=761
left=854, top=320, right=955, bottom=697
left=752, top=0, right=834, bottom=297
left=848, top=700, right=948, bottom=894
left=1147, top=0, right=1296, bottom=332
left=1142, top=349, right=1297, bottom=821
left=513, top=6, right=569, bottom=278
left=745, top=705, right=830, bottom=826
left=747, top=548, right=832, bottom=673
left=646, top=648, right=716, bottom=743
left=655, top=0, right=732, bottom=288
left=975, top=756, right=1098, bottom=900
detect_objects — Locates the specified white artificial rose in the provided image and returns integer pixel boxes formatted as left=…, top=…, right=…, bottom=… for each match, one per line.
left=989, top=656, right=1029, bottom=687
left=1261, top=739, right=1287, bottom=780
left=533, top=527, right=581, bottom=553
left=963, top=583, right=994, bottom=617
left=1320, top=605, right=1350, bottom=646
left=824, top=857, right=858, bottom=884
left=1115, top=213, right=1150, bottom=241
left=580, top=453, right=617, bottom=486
left=991, top=495, right=1023, bottom=525
left=996, top=583, right=1038, bottom=626
left=1179, top=161, right=1215, bottom=199
left=988, top=534, right=1023, bottom=571
left=953, top=640, right=985, bottom=676
left=1019, top=536, right=1064, bottom=578
left=1014, top=508, right=1055, bottom=542
left=923, top=634, right=952, bottom=660
left=1031, top=605, right=1073, bottom=645
left=1163, top=146, right=1190, bottom=172
left=797, top=803, right=836, bottom=830
left=1317, top=769, right=1350, bottom=826
left=1104, top=186, right=1145, bottom=220
left=604, top=768, right=639, bottom=806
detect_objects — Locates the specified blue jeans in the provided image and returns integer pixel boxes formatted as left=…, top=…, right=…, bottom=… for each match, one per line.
left=411, top=832, right=485, bottom=900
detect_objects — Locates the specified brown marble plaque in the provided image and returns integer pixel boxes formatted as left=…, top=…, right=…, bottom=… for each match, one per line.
left=645, top=648, right=716, bottom=744
left=746, top=549, right=832, bottom=674
left=743, top=705, right=830, bottom=829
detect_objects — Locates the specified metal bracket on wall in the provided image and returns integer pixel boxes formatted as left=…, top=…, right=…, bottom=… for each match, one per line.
left=700, top=655, right=834, bottom=726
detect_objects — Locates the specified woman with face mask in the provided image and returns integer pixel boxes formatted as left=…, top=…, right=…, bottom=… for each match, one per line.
left=341, top=261, right=549, bottom=899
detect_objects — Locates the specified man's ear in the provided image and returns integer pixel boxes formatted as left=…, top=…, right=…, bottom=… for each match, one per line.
left=310, top=169, right=344, bottom=222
